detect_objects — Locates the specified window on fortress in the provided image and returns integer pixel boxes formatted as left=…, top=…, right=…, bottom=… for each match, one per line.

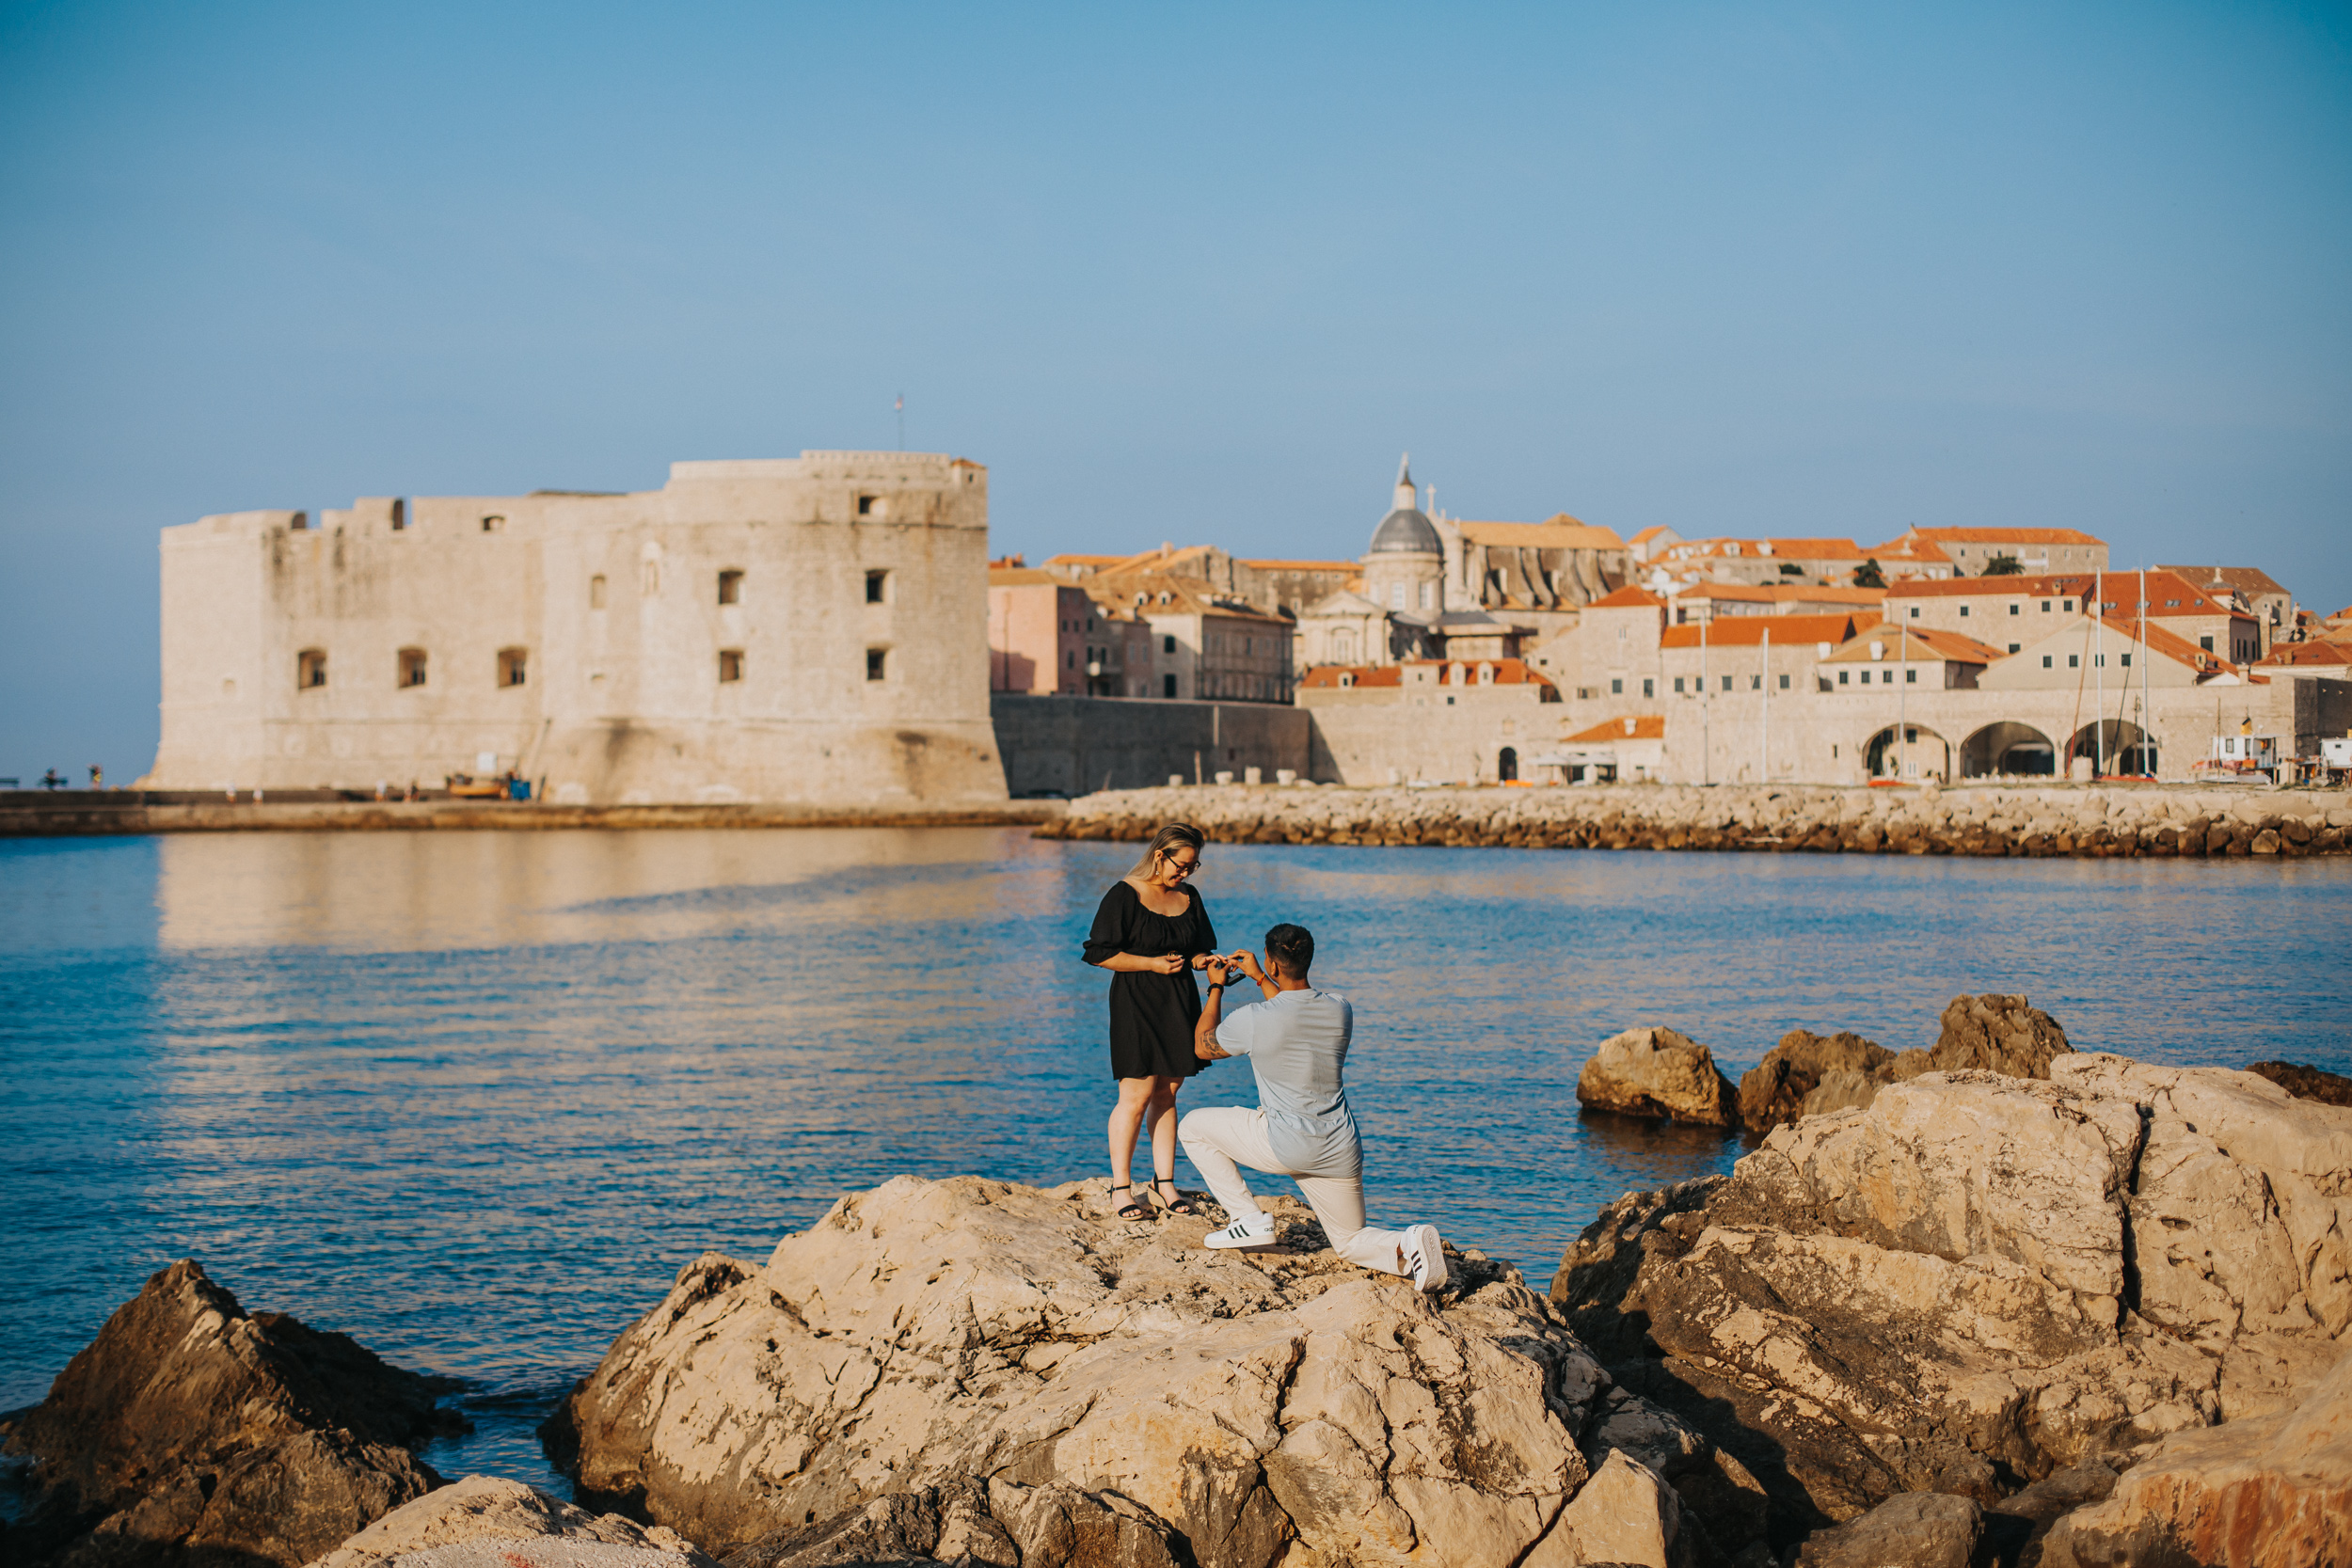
left=1163, top=635, right=1176, bottom=655
left=1779, top=673, right=1790, bottom=689
left=866, top=648, right=887, bottom=681
left=1751, top=674, right=1761, bottom=689
left=1909, top=607, right=1920, bottom=618
left=499, top=648, right=528, bottom=687
left=719, top=650, right=744, bottom=683
left=590, top=575, right=608, bottom=609
left=866, top=570, right=889, bottom=604
left=2009, top=643, right=2020, bottom=654
left=1643, top=678, right=1654, bottom=697
left=856, top=494, right=880, bottom=517
left=2043, top=656, right=2053, bottom=668
left=719, top=570, right=744, bottom=605
left=1610, top=678, right=1623, bottom=694
left=297, top=649, right=326, bottom=689
left=1837, top=671, right=1849, bottom=685
left=1960, top=606, right=1970, bottom=617
left=399, top=648, right=427, bottom=688
left=482, top=515, right=505, bottom=533
left=1721, top=675, right=1732, bottom=692
left=1906, top=669, right=1918, bottom=683
left=1674, top=676, right=1685, bottom=693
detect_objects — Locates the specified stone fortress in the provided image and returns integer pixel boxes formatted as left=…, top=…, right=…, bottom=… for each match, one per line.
left=140, top=453, right=1008, bottom=807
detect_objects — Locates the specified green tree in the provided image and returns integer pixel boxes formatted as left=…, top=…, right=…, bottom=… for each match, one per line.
left=1852, top=558, right=1887, bottom=589
left=1981, top=554, right=2024, bottom=576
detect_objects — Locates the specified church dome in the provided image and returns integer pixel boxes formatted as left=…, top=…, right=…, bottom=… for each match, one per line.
left=1370, top=506, right=1441, bottom=555
left=1367, top=453, right=1441, bottom=555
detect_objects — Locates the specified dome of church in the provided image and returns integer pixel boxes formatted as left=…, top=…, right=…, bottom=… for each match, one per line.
left=1367, top=453, right=1441, bottom=555
left=1369, top=505, right=1441, bottom=555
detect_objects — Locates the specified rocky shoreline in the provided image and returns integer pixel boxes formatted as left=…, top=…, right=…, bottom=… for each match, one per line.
left=1034, top=781, right=2352, bottom=858
left=6, top=1021, right=2347, bottom=1568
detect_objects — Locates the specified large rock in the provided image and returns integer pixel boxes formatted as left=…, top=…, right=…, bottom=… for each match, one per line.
left=2038, top=1346, right=2352, bottom=1568
left=1, top=1259, right=450, bottom=1568
left=1549, top=1057, right=2352, bottom=1551
left=1737, top=1030, right=1891, bottom=1132
left=1931, top=993, right=2073, bottom=1077
left=2249, top=1058, right=2352, bottom=1108
left=1791, top=1491, right=1982, bottom=1567
left=1577, top=1027, right=1740, bottom=1127
left=547, top=1174, right=1766, bottom=1566
left=309, top=1475, right=720, bottom=1568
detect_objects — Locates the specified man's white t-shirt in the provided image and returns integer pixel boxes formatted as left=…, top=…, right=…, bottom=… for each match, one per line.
left=1215, top=988, right=1362, bottom=1179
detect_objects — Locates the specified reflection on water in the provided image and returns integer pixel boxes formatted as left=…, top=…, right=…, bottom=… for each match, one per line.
left=2, top=828, right=2346, bottom=1495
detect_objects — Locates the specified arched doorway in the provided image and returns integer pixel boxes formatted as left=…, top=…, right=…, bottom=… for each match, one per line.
left=1497, top=746, right=1518, bottom=783
left=2066, top=721, right=2155, bottom=779
left=1864, top=723, right=1951, bottom=782
left=1959, top=721, right=2058, bottom=778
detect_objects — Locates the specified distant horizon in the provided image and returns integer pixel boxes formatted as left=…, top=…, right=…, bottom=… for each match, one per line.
left=4, top=1, right=2345, bottom=782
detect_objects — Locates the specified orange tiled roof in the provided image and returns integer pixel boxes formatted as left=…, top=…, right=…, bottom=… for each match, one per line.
left=1300, top=659, right=1554, bottom=689
left=2154, top=564, right=2290, bottom=599
left=1236, top=558, right=1359, bottom=572
left=1589, top=586, right=1665, bottom=610
left=1820, top=626, right=2006, bottom=664
left=1299, top=665, right=1403, bottom=688
left=1889, top=570, right=2249, bottom=619
left=988, top=567, right=1063, bottom=588
left=1660, top=612, right=1879, bottom=648
left=1456, top=518, right=1627, bottom=550
left=1564, top=715, right=1667, bottom=742
left=1908, top=527, right=2106, bottom=546
left=2256, top=641, right=2352, bottom=669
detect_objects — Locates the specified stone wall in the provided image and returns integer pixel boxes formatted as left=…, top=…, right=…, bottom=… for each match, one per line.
left=1036, top=781, right=2352, bottom=857
left=142, top=453, right=1009, bottom=809
left=989, top=695, right=1310, bottom=797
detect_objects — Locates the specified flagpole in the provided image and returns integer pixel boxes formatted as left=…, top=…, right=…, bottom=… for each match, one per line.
left=896, top=393, right=905, bottom=451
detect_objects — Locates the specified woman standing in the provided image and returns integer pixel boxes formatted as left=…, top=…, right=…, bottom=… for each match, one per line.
left=1082, top=822, right=1217, bottom=1220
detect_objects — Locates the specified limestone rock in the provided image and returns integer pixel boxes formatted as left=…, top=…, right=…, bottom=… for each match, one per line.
left=1549, top=1059, right=2352, bottom=1548
left=722, top=1474, right=1022, bottom=1568
left=1577, top=1027, right=1740, bottom=1127
left=3, top=1259, right=449, bottom=1568
left=2249, top=1058, right=2352, bottom=1108
left=1930, top=993, right=2073, bottom=1077
left=548, top=1175, right=1767, bottom=1565
left=310, top=1475, right=720, bottom=1568
left=1797, top=1069, right=1881, bottom=1119
left=1534, top=1449, right=1697, bottom=1568
left=1791, top=1492, right=1982, bottom=1568
left=2037, top=1346, right=2352, bottom=1568
left=1737, top=1030, right=1892, bottom=1132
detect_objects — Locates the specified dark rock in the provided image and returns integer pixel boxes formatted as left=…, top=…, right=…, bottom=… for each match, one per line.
left=722, top=1475, right=1019, bottom=1568
left=2246, top=1059, right=2352, bottom=1108
left=1931, top=994, right=2072, bottom=1077
left=1736, top=1031, right=1892, bottom=1132
left=2, top=1259, right=448, bottom=1568
left=1792, top=1491, right=1982, bottom=1567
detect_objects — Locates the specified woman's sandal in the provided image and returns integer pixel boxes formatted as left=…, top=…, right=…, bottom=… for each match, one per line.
left=1111, top=1183, right=1152, bottom=1221
left=1153, top=1177, right=1198, bottom=1216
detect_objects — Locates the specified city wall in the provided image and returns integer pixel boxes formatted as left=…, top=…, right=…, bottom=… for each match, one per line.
left=1036, top=780, right=2352, bottom=858
left=990, top=695, right=1311, bottom=797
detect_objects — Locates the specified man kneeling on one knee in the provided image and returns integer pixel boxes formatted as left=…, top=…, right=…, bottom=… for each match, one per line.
left=1179, top=924, right=1447, bottom=1292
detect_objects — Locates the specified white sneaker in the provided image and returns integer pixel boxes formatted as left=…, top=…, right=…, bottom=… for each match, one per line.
left=1203, top=1214, right=1278, bottom=1251
left=1402, top=1225, right=1447, bottom=1292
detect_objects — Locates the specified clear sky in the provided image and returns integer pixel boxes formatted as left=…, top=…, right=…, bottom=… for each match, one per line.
left=2, top=1, right=2346, bottom=783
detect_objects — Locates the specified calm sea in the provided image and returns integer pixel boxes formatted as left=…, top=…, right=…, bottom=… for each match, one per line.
left=3, top=827, right=2346, bottom=1497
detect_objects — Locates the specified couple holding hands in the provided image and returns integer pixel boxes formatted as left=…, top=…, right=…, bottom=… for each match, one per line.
left=1081, top=821, right=1447, bottom=1292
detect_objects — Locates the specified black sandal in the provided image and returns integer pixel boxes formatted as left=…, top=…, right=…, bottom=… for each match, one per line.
left=1111, top=1183, right=1151, bottom=1221
left=1153, top=1177, right=1198, bottom=1216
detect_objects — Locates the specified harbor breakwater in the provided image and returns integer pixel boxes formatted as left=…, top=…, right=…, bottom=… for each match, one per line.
left=1035, top=780, right=2352, bottom=858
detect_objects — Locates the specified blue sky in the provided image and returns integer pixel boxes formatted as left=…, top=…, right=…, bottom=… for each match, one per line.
left=3, top=1, right=2346, bottom=781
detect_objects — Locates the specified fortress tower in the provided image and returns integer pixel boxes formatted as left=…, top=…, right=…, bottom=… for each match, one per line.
left=141, top=452, right=1009, bottom=807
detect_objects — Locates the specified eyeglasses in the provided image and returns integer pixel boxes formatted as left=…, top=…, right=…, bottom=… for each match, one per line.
left=1161, top=854, right=1200, bottom=876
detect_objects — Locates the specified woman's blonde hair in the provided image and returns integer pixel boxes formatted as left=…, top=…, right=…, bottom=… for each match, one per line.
left=1128, top=821, right=1207, bottom=879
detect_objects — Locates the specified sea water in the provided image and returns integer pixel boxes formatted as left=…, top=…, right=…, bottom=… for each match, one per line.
left=3, top=827, right=2346, bottom=1495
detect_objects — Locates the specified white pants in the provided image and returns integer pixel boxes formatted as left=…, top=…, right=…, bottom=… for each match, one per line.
left=1178, top=1106, right=1410, bottom=1276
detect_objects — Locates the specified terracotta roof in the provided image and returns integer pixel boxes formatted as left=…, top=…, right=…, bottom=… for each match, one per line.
left=1092, top=573, right=1291, bottom=625
left=1235, top=558, right=1359, bottom=572
left=1299, top=659, right=1554, bottom=689
left=1908, top=527, right=2106, bottom=546
left=1589, top=586, right=1665, bottom=610
left=1888, top=570, right=2249, bottom=619
left=1820, top=626, right=2005, bottom=664
left=1040, top=553, right=1134, bottom=568
left=1629, top=526, right=1677, bottom=545
left=2255, top=641, right=2352, bottom=669
left=988, top=567, right=1063, bottom=588
left=1564, top=715, right=1667, bottom=743
left=1660, top=612, right=1880, bottom=649
left=1455, top=518, right=1627, bottom=550
left=2154, top=564, right=2292, bottom=599
left=1677, top=582, right=1885, bottom=605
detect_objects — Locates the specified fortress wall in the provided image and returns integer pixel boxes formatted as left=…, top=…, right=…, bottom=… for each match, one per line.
left=144, top=454, right=1009, bottom=807
left=989, top=695, right=1309, bottom=797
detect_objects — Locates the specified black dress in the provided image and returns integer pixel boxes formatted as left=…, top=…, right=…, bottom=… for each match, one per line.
left=1083, top=879, right=1217, bottom=1081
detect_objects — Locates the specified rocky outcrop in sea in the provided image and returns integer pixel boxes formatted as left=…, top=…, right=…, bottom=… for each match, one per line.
left=0, top=1259, right=457, bottom=1567
left=1551, top=1053, right=2352, bottom=1564
left=1035, top=782, right=2352, bottom=858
